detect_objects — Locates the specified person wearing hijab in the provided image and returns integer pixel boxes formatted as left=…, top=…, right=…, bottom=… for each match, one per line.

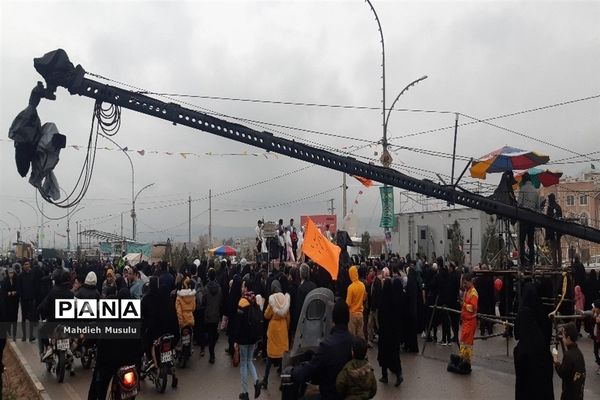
left=403, top=267, right=419, bottom=353
left=260, top=279, right=290, bottom=389
left=141, top=276, right=179, bottom=371
left=513, top=283, right=554, bottom=400
left=377, top=278, right=403, bottom=386
left=101, top=269, right=116, bottom=298
left=1, top=267, right=19, bottom=340
left=225, top=275, right=243, bottom=356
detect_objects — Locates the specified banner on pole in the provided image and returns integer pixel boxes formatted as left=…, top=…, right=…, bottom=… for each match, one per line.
left=379, top=186, right=396, bottom=229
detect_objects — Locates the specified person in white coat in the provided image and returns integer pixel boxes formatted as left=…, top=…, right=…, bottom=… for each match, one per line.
left=284, top=227, right=295, bottom=262
left=296, top=226, right=305, bottom=261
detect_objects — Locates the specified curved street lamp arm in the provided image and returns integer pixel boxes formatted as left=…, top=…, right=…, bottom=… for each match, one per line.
left=19, top=200, right=40, bottom=224
left=7, top=212, right=22, bottom=230
left=100, top=133, right=135, bottom=203
left=384, top=75, right=428, bottom=129
left=134, top=183, right=155, bottom=203
left=365, top=0, right=386, bottom=147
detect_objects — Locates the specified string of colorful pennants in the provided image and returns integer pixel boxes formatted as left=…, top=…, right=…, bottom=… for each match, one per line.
left=0, top=139, right=278, bottom=159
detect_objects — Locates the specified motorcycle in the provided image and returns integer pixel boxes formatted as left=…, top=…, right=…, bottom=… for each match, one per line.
left=175, top=326, right=193, bottom=368
left=73, top=337, right=97, bottom=369
left=141, top=334, right=178, bottom=393
left=43, top=333, right=74, bottom=383
left=107, top=365, right=139, bottom=400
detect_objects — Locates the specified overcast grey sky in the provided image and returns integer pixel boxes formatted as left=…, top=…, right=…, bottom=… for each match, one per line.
left=1, top=0, right=599, bottom=247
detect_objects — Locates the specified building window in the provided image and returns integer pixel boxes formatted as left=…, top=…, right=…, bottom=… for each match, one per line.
left=580, top=213, right=589, bottom=226
left=580, top=195, right=588, bottom=205
left=566, top=195, right=574, bottom=206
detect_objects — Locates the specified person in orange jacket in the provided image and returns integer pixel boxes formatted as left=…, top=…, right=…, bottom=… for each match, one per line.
left=459, top=273, right=478, bottom=365
left=175, top=277, right=197, bottom=329
left=448, top=272, right=478, bottom=375
left=346, top=265, right=367, bottom=339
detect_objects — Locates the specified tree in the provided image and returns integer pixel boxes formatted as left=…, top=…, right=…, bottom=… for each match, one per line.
left=449, top=220, right=465, bottom=267
left=190, top=246, right=200, bottom=261
left=360, top=231, right=371, bottom=258
left=481, top=219, right=502, bottom=269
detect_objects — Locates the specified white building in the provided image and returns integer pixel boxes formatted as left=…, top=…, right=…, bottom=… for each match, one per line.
left=393, top=207, right=495, bottom=266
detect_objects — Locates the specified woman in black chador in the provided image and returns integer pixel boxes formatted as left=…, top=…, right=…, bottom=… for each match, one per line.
left=403, top=268, right=420, bottom=353
left=514, top=283, right=554, bottom=400
left=377, top=278, right=403, bottom=386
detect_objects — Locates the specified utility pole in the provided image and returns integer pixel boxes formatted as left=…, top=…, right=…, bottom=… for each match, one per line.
left=450, top=113, right=459, bottom=186
left=66, top=219, right=70, bottom=251
left=76, top=221, right=79, bottom=248
left=188, top=195, right=192, bottom=243
left=342, top=173, right=347, bottom=219
left=208, top=189, right=212, bottom=247
left=120, top=213, right=123, bottom=240
left=40, top=202, right=44, bottom=248
left=328, top=198, right=335, bottom=215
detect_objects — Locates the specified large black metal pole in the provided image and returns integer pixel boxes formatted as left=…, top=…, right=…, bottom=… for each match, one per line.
left=30, top=49, right=600, bottom=244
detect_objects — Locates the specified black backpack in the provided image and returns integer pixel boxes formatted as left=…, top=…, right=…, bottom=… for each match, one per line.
left=246, top=302, right=264, bottom=343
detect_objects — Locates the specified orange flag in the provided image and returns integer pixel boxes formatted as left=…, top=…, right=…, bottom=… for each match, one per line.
left=352, top=175, right=373, bottom=187
left=302, top=218, right=341, bottom=280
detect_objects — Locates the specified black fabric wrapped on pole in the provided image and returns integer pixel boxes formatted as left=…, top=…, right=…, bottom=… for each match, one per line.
left=8, top=105, right=41, bottom=177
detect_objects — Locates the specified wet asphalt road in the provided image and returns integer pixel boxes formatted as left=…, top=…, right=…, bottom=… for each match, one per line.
left=13, top=333, right=600, bottom=399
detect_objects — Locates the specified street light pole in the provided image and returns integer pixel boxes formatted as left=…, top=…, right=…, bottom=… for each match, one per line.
left=20, top=200, right=40, bottom=246
left=132, top=183, right=155, bottom=241
left=59, top=188, right=72, bottom=251
left=100, top=134, right=136, bottom=240
left=67, top=207, right=85, bottom=252
left=7, top=212, right=22, bottom=243
left=365, top=1, right=428, bottom=256
left=0, top=219, right=10, bottom=252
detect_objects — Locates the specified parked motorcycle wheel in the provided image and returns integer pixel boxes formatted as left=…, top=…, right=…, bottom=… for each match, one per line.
left=56, top=352, right=66, bottom=383
left=81, top=351, right=93, bottom=369
left=155, top=365, right=168, bottom=393
left=177, top=353, right=188, bottom=369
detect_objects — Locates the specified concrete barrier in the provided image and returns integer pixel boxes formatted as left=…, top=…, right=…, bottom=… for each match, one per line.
left=7, top=341, right=52, bottom=400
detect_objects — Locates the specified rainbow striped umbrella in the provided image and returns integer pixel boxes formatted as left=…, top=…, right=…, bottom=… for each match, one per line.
left=209, top=245, right=238, bottom=257
left=470, top=146, right=549, bottom=179
left=513, top=168, right=563, bottom=188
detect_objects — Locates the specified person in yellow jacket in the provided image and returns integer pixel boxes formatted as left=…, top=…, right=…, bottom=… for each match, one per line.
left=260, top=280, right=290, bottom=390
left=175, top=277, right=197, bottom=329
left=346, top=265, right=367, bottom=339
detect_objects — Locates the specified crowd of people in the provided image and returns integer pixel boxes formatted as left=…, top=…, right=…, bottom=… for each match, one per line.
left=0, top=248, right=599, bottom=399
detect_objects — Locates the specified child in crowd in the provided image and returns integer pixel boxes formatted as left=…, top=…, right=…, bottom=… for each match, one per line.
left=336, top=337, right=377, bottom=400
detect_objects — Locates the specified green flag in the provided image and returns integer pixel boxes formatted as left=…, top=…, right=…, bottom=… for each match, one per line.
left=379, top=186, right=396, bottom=229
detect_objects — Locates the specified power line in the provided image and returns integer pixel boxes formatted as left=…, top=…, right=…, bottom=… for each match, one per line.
left=388, top=94, right=600, bottom=141
left=458, top=112, right=596, bottom=162
left=87, top=71, right=599, bottom=184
